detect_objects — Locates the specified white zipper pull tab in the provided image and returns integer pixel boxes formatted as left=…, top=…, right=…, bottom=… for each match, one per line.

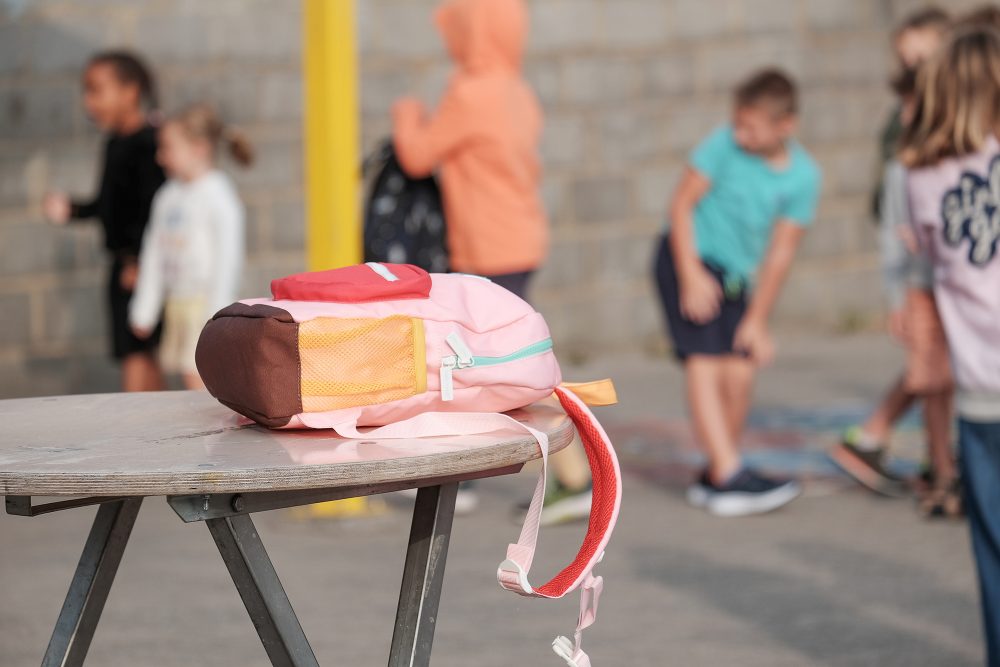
left=440, top=356, right=457, bottom=401
left=445, top=332, right=474, bottom=366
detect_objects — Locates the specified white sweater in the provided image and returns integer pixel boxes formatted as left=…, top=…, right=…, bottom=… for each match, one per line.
left=130, top=170, right=245, bottom=330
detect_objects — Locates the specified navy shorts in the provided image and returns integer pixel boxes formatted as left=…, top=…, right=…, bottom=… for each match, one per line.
left=653, top=235, right=748, bottom=360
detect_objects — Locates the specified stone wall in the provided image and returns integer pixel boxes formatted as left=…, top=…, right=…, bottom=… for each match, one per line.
left=0, top=0, right=986, bottom=396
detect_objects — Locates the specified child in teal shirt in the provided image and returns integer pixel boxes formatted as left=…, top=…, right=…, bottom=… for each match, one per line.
left=655, top=69, right=821, bottom=517
left=688, top=124, right=820, bottom=286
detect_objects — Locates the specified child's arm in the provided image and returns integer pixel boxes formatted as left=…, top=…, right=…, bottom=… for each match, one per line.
left=208, top=192, right=245, bottom=316
left=879, top=162, right=911, bottom=315
left=69, top=196, right=99, bottom=220
left=392, top=86, right=478, bottom=178
left=43, top=192, right=98, bottom=225
left=128, top=200, right=167, bottom=338
left=668, top=167, right=722, bottom=323
left=733, top=221, right=805, bottom=365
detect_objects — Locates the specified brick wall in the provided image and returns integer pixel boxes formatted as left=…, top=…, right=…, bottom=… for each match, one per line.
left=0, top=0, right=985, bottom=396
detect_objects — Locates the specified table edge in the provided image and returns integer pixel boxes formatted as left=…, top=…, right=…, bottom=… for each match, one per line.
left=0, top=417, right=575, bottom=497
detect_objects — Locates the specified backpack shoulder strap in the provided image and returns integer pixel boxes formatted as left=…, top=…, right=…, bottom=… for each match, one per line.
left=327, top=384, right=622, bottom=666
left=498, top=384, right=622, bottom=666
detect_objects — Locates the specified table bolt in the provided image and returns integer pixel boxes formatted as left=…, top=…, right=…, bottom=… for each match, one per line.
left=232, top=495, right=246, bottom=513
left=202, top=495, right=211, bottom=511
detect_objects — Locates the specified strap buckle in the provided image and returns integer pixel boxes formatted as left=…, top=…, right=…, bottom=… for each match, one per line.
left=552, top=635, right=591, bottom=667
left=497, top=558, right=533, bottom=595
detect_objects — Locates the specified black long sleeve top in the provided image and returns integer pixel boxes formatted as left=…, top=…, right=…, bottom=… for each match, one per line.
left=71, top=125, right=166, bottom=259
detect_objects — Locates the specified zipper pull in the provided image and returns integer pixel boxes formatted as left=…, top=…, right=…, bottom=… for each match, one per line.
left=440, top=356, right=457, bottom=401
left=445, top=332, right=474, bottom=366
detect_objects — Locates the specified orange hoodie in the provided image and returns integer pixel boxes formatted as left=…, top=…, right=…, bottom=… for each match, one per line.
left=392, top=0, right=548, bottom=276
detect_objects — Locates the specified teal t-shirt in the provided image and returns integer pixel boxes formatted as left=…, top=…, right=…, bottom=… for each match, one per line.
left=687, top=125, right=821, bottom=283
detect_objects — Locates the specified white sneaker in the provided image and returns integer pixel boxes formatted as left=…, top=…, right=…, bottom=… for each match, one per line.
left=454, top=488, right=479, bottom=515
left=688, top=469, right=801, bottom=517
left=539, top=488, right=593, bottom=526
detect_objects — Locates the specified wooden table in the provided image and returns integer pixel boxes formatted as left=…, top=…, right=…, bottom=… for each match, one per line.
left=0, top=391, right=573, bottom=667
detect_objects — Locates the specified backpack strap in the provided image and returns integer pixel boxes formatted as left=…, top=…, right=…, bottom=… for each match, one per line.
left=497, top=385, right=622, bottom=666
left=326, top=385, right=621, bottom=666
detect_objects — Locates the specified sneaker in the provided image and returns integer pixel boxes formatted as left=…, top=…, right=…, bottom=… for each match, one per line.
left=919, top=477, right=965, bottom=520
left=829, top=431, right=909, bottom=497
left=686, top=470, right=714, bottom=509
left=539, top=482, right=592, bottom=526
left=513, top=481, right=593, bottom=526
left=454, top=487, right=480, bottom=515
left=688, top=469, right=802, bottom=517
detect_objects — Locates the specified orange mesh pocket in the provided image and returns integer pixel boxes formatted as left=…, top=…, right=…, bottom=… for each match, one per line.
left=299, top=316, right=426, bottom=412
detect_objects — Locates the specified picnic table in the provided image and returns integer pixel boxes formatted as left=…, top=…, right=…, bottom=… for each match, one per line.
left=0, top=391, right=573, bottom=667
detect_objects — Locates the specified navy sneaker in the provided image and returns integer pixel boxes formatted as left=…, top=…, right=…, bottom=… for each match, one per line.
left=688, top=468, right=801, bottom=517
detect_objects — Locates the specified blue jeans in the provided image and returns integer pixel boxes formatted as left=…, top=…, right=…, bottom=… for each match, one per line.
left=960, top=418, right=1000, bottom=666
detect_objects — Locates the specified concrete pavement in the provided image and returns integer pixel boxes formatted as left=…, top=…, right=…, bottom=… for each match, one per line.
left=0, top=331, right=984, bottom=666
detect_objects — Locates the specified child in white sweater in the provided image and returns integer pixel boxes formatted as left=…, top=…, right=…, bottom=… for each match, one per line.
left=130, top=104, right=252, bottom=389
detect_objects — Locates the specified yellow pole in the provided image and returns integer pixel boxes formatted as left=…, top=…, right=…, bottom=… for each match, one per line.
left=303, top=0, right=361, bottom=270
left=301, top=0, right=378, bottom=519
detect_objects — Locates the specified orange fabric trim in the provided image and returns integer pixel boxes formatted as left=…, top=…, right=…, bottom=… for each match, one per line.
left=559, top=379, right=618, bottom=407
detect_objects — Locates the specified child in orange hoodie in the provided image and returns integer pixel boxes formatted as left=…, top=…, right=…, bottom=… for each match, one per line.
left=394, top=0, right=593, bottom=523
left=393, top=0, right=548, bottom=299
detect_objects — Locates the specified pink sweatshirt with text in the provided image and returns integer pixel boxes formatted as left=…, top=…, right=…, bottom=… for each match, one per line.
left=908, top=136, right=1000, bottom=421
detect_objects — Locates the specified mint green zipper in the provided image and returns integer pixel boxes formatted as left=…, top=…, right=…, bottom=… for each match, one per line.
left=439, top=336, right=554, bottom=401
left=469, top=338, right=553, bottom=367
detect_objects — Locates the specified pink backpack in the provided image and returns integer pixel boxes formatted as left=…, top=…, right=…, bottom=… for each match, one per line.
left=196, top=262, right=622, bottom=666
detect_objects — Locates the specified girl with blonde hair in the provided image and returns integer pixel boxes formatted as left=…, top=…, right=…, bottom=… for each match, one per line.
left=130, top=104, right=252, bottom=389
left=903, top=26, right=1000, bottom=663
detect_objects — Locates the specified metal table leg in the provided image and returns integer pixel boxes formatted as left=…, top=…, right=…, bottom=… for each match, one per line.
left=388, top=483, right=458, bottom=667
left=42, top=497, right=143, bottom=667
left=206, top=514, right=319, bottom=667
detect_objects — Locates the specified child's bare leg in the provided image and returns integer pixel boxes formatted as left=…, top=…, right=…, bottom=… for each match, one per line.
left=861, top=375, right=917, bottom=444
left=183, top=372, right=205, bottom=391
left=924, top=389, right=956, bottom=482
left=832, top=372, right=912, bottom=496
left=721, top=356, right=756, bottom=442
left=550, top=437, right=591, bottom=491
left=121, top=352, right=163, bottom=392
left=687, top=355, right=741, bottom=484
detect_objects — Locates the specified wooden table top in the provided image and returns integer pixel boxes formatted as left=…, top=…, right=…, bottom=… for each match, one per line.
left=0, top=392, right=574, bottom=496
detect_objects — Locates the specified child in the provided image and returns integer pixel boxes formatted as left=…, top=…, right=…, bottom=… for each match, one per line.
left=129, top=104, right=251, bottom=390
left=902, top=26, right=1000, bottom=664
left=655, top=69, right=822, bottom=517
left=43, top=50, right=166, bottom=392
left=392, top=0, right=593, bottom=520
left=831, top=9, right=958, bottom=516
left=873, top=7, right=950, bottom=217
left=392, top=0, right=548, bottom=297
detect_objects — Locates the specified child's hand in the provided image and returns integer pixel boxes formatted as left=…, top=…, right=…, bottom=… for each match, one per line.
left=43, top=192, right=70, bottom=224
left=679, top=264, right=723, bottom=324
left=131, top=324, right=151, bottom=340
left=733, top=317, right=775, bottom=366
left=119, top=261, right=139, bottom=291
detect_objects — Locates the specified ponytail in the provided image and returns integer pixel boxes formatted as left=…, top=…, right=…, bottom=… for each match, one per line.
left=88, top=50, right=158, bottom=111
left=167, top=103, right=255, bottom=169
left=224, top=127, right=255, bottom=167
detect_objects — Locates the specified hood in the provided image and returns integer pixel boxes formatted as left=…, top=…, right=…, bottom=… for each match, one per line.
left=434, top=0, right=527, bottom=73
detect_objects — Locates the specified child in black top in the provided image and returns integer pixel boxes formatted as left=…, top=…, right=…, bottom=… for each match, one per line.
left=44, top=51, right=166, bottom=392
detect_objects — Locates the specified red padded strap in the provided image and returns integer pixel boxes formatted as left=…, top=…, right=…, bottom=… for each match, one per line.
left=534, top=387, right=622, bottom=598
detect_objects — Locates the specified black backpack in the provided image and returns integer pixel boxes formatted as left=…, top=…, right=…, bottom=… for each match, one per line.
left=363, top=140, right=449, bottom=273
